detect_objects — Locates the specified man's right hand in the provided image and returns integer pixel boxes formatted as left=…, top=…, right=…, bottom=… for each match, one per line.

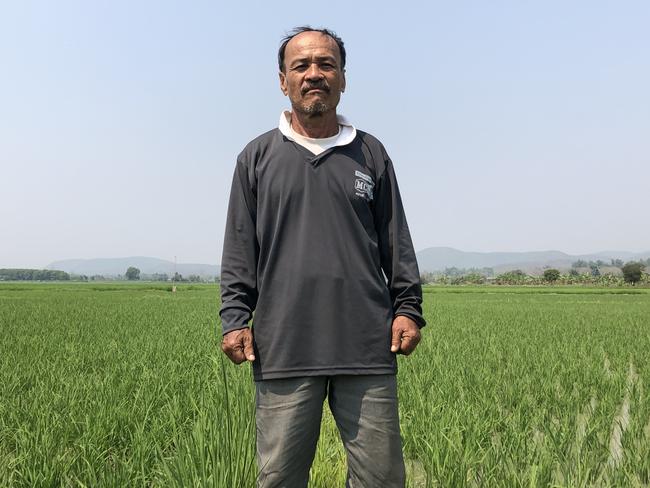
left=221, top=328, right=256, bottom=364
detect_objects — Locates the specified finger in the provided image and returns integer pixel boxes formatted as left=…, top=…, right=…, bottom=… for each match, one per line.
left=399, top=334, right=418, bottom=355
left=226, top=345, right=246, bottom=364
left=390, top=326, right=403, bottom=353
left=242, top=331, right=256, bottom=361
left=226, top=350, right=246, bottom=364
left=222, top=337, right=246, bottom=364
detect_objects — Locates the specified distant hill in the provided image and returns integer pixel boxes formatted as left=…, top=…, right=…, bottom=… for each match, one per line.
left=47, top=257, right=219, bottom=278
left=415, top=247, right=650, bottom=273
left=47, top=249, right=650, bottom=278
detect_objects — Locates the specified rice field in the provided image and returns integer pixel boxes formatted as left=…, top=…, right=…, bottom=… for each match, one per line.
left=1, top=283, right=649, bottom=487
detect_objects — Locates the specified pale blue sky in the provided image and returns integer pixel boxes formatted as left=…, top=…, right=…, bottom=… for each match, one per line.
left=1, top=0, right=649, bottom=268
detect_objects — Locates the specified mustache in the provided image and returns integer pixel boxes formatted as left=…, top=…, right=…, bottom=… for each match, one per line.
left=301, top=82, right=330, bottom=94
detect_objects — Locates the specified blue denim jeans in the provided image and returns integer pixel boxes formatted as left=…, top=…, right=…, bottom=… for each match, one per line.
left=255, top=375, right=405, bottom=487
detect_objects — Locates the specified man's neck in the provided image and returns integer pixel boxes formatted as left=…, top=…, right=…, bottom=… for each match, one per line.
left=290, top=110, right=339, bottom=138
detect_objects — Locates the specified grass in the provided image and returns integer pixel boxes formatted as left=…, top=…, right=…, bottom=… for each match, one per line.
left=1, top=283, right=649, bottom=486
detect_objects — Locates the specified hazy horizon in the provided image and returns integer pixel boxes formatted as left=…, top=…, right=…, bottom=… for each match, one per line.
left=6, top=246, right=649, bottom=271
left=2, top=1, right=649, bottom=269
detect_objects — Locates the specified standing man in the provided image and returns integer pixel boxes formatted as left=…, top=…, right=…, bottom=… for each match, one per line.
left=220, top=26, right=425, bottom=487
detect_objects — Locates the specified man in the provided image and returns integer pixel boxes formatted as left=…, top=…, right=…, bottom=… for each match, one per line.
left=220, top=26, right=425, bottom=487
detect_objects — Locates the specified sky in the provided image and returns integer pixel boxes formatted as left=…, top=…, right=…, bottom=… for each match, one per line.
left=1, top=0, right=649, bottom=268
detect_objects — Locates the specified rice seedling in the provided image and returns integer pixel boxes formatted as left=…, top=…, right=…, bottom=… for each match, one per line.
left=0, top=283, right=648, bottom=486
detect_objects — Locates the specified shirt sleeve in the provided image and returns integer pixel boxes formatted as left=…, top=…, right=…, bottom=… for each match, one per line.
left=219, top=158, right=259, bottom=335
left=373, top=157, right=426, bottom=328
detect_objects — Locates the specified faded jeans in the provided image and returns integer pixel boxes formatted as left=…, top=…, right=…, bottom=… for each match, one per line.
left=255, top=375, right=405, bottom=487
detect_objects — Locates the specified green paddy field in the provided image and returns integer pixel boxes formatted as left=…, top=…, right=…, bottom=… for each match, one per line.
left=1, top=283, right=649, bottom=487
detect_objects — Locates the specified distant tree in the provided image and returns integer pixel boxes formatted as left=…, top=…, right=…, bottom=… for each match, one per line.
left=173, top=272, right=184, bottom=282
left=420, top=272, right=436, bottom=284
left=187, top=274, right=202, bottom=282
left=590, top=263, right=600, bottom=277
left=440, top=267, right=493, bottom=279
left=462, top=272, right=486, bottom=285
left=435, top=274, right=449, bottom=285
left=125, top=267, right=141, bottom=280
left=573, top=260, right=588, bottom=268
left=611, top=259, right=624, bottom=268
left=443, top=267, right=462, bottom=277
left=569, top=268, right=579, bottom=277
left=622, top=262, right=645, bottom=285
left=496, top=269, right=528, bottom=285
left=543, top=269, right=561, bottom=282
left=481, top=267, right=495, bottom=277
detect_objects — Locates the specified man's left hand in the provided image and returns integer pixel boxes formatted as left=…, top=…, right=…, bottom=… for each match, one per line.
left=390, top=315, right=421, bottom=355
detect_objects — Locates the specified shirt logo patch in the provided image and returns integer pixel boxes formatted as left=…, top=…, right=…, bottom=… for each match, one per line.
left=354, top=170, right=374, bottom=201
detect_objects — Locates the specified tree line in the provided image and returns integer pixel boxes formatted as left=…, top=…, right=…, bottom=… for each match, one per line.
left=421, top=261, right=648, bottom=286
left=0, top=267, right=217, bottom=283
left=124, top=267, right=208, bottom=283
left=0, top=269, right=70, bottom=281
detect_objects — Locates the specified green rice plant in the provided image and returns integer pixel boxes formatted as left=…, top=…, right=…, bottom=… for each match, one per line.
left=1, top=283, right=648, bottom=487
left=397, top=286, right=650, bottom=487
left=156, top=355, right=256, bottom=487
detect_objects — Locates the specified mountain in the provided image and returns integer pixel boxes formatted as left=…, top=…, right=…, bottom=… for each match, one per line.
left=415, top=247, right=650, bottom=273
left=47, top=256, right=219, bottom=278
left=46, top=249, right=650, bottom=278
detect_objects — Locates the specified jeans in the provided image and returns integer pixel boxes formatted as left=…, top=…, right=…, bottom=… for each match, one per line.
left=255, top=375, right=405, bottom=487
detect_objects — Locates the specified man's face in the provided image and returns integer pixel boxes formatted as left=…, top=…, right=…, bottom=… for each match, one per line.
left=279, top=31, right=346, bottom=116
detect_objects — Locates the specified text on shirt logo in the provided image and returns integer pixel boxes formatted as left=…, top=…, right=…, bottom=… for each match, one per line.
left=354, top=170, right=374, bottom=201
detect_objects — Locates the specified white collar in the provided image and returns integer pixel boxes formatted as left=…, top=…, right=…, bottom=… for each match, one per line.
left=278, top=110, right=356, bottom=147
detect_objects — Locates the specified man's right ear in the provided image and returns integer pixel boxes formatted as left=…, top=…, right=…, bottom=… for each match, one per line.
left=279, top=71, right=288, bottom=96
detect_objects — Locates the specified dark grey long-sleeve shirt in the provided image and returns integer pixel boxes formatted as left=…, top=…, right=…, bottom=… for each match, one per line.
left=220, top=128, right=425, bottom=380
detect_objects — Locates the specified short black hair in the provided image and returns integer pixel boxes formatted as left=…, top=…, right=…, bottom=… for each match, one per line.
left=278, top=26, right=346, bottom=72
